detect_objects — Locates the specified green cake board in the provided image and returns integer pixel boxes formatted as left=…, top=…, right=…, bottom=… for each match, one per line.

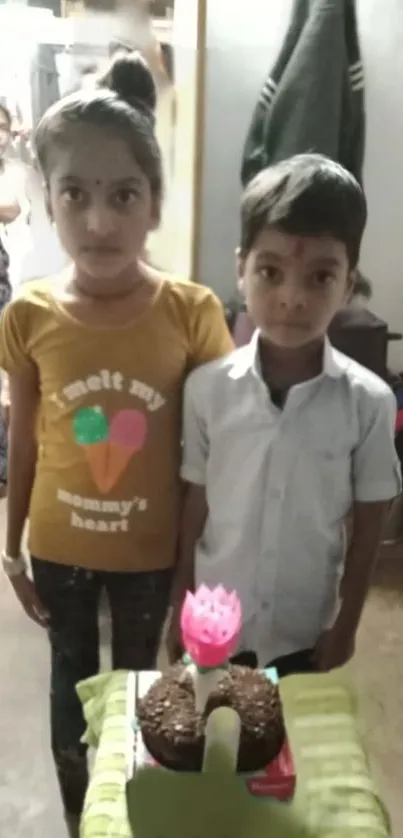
left=126, top=707, right=313, bottom=838
left=126, top=765, right=312, bottom=838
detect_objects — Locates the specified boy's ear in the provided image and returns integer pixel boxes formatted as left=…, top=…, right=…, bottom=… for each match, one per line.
left=150, top=198, right=161, bottom=232
left=345, top=269, right=357, bottom=304
left=236, top=247, right=246, bottom=296
left=44, top=184, right=53, bottom=221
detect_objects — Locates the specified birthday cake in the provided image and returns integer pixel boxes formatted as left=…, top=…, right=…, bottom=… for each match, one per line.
left=136, top=586, right=286, bottom=773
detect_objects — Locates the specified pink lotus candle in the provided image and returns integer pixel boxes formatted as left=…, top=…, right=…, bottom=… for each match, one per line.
left=180, top=585, right=242, bottom=712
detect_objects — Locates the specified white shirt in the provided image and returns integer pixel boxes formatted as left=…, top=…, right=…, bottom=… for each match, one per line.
left=181, top=332, right=401, bottom=665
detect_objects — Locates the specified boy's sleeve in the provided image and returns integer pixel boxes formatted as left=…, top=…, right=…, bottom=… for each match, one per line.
left=0, top=298, right=32, bottom=373
left=189, top=288, right=233, bottom=370
left=353, top=386, right=401, bottom=502
left=180, top=372, right=209, bottom=486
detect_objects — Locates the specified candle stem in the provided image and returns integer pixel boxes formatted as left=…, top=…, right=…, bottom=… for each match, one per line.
left=193, top=667, right=226, bottom=714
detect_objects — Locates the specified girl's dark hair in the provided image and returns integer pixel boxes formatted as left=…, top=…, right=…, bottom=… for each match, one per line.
left=240, top=154, right=367, bottom=269
left=34, top=52, right=163, bottom=199
left=108, top=39, right=133, bottom=59
left=0, top=103, right=12, bottom=127
left=80, top=62, right=99, bottom=77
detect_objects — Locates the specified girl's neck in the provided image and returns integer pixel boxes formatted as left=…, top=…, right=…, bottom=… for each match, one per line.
left=71, top=260, right=146, bottom=301
left=53, top=261, right=164, bottom=328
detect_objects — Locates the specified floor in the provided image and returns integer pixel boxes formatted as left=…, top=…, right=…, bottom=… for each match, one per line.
left=0, top=497, right=403, bottom=836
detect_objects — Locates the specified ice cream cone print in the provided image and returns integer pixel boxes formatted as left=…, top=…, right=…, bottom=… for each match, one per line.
left=104, top=409, right=148, bottom=492
left=73, top=406, right=148, bottom=493
left=82, top=440, right=110, bottom=494
left=101, top=440, right=134, bottom=493
left=73, top=406, right=110, bottom=493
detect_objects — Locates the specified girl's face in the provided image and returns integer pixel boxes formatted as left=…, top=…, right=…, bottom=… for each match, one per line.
left=46, top=124, right=160, bottom=284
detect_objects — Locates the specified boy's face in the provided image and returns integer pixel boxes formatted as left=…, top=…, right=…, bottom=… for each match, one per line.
left=46, top=125, right=160, bottom=284
left=237, top=228, right=354, bottom=349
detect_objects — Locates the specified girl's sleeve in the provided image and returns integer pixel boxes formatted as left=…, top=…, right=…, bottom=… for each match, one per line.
left=188, top=287, right=234, bottom=370
left=181, top=369, right=209, bottom=486
left=0, top=298, right=32, bottom=373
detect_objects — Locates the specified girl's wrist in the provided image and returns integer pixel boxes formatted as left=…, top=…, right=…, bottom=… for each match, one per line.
left=5, top=538, right=23, bottom=562
left=1, top=550, right=27, bottom=577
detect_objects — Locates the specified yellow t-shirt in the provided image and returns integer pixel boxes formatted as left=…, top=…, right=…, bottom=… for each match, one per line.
left=0, top=276, right=233, bottom=572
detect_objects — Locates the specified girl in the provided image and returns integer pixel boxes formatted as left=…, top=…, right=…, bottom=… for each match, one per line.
left=0, top=53, right=232, bottom=837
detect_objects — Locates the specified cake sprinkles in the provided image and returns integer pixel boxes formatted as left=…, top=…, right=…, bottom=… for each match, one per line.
left=137, top=661, right=285, bottom=772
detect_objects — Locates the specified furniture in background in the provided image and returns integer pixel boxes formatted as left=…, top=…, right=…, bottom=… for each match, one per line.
left=232, top=305, right=394, bottom=381
left=329, top=307, right=389, bottom=379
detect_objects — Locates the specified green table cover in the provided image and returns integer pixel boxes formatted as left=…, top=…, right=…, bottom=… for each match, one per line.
left=77, top=669, right=390, bottom=838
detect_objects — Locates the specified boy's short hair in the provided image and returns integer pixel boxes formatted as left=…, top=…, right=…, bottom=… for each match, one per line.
left=240, top=153, right=367, bottom=268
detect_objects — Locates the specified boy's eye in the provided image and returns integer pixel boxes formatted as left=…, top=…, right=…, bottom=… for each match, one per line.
left=310, top=270, right=335, bottom=287
left=258, top=265, right=282, bottom=284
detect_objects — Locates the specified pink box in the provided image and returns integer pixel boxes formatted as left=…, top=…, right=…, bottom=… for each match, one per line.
left=129, top=668, right=296, bottom=802
left=244, top=738, right=296, bottom=800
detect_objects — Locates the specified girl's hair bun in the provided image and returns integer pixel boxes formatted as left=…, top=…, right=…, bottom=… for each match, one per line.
left=99, top=51, right=157, bottom=117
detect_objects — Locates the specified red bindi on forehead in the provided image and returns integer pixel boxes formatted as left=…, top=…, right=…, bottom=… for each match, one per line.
left=291, top=237, right=305, bottom=258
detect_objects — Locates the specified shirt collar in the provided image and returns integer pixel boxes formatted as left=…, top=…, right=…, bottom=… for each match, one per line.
left=238, top=330, right=345, bottom=380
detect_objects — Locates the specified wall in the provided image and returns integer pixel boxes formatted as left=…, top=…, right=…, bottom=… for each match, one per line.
left=199, top=0, right=403, bottom=369
left=165, top=0, right=200, bottom=277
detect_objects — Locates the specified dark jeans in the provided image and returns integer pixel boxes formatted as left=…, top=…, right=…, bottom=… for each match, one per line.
left=31, top=558, right=172, bottom=818
left=231, top=649, right=317, bottom=678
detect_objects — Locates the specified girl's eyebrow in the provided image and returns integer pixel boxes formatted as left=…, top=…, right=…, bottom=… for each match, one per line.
left=58, top=175, right=81, bottom=185
left=112, top=177, right=143, bottom=187
left=58, top=175, right=142, bottom=187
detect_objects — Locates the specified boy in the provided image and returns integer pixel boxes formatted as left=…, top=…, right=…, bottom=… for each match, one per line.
left=167, top=153, right=401, bottom=676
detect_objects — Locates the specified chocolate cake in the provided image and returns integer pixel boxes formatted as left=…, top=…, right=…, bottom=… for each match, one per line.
left=137, top=663, right=286, bottom=772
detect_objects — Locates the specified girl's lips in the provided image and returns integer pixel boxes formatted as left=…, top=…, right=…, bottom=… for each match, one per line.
left=83, top=246, right=120, bottom=254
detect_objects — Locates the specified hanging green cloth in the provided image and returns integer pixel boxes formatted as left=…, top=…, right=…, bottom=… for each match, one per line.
left=241, top=0, right=365, bottom=186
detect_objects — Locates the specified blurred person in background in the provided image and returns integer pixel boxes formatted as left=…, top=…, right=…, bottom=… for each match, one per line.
left=0, top=103, right=31, bottom=292
left=0, top=102, right=31, bottom=494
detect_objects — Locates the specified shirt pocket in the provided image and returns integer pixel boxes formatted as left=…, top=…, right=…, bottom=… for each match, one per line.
left=206, top=425, right=267, bottom=522
left=301, top=445, right=353, bottom=523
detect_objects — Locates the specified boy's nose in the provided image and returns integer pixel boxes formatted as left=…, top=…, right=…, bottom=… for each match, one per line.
left=278, top=278, right=307, bottom=310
